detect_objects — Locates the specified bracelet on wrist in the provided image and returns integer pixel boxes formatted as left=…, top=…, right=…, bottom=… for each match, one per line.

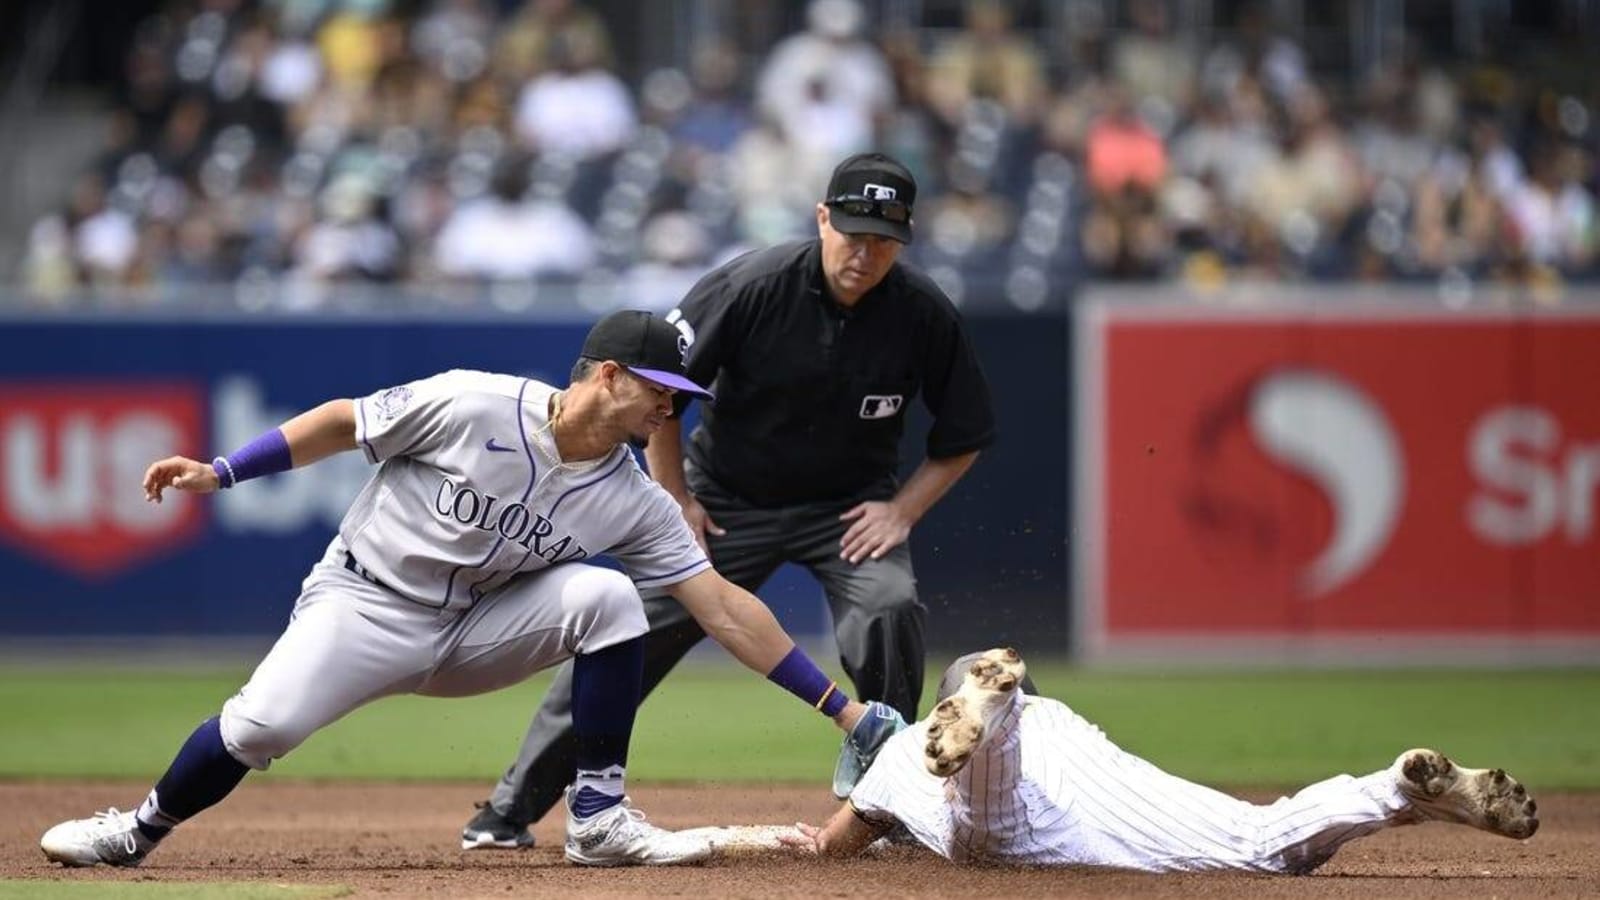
left=767, top=646, right=852, bottom=717
left=212, top=428, right=293, bottom=489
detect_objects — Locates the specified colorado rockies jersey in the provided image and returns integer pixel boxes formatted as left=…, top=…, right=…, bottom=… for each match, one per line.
left=343, top=369, right=710, bottom=609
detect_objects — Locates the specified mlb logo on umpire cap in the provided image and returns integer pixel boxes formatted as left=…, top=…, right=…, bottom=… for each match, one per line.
left=825, top=152, right=917, bottom=243
left=859, top=394, right=904, bottom=419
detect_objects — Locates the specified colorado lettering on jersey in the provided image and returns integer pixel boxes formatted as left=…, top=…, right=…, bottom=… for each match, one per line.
left=433, top=477, right=588, bottom=564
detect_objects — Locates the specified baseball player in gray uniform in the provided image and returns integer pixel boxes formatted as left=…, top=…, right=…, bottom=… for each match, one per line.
left=39, top=310, right=879, bottom=870
left=766, top=649, right=1540, bottom=872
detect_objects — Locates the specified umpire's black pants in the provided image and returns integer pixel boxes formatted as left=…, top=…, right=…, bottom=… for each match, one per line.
left=485, top=463, right=926, bottom=827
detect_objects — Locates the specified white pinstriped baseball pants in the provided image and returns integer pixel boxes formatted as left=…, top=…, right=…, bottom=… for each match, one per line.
left=852, top=693, right=1415, bottom=873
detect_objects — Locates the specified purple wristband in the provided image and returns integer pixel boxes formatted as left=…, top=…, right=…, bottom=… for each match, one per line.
left=212, top=428, right=293, bottom=489
left=767, top=646, right=851, bottom=717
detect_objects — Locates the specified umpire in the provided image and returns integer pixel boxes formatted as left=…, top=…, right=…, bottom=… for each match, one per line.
left=462, top=151, right=996, bottom=849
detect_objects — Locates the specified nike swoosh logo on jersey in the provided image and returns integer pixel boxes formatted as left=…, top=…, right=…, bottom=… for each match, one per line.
left=485, top=437, right=516, bottom=453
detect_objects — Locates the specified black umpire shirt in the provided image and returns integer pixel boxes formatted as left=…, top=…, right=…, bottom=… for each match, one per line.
left=670, top=239, right=996, bottom=508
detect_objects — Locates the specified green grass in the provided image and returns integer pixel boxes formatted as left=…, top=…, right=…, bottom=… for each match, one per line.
left=2, top=663, right=1597, bottom=788
left=0, top=883, right=347, bottom=898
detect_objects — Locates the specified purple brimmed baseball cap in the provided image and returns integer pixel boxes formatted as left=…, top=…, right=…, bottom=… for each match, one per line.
left=580, top=309, right=714, bottom=400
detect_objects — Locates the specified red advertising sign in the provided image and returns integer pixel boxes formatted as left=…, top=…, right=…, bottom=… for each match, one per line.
left=1077, top=303, right=1600, bottom=654
left=0, top=383, right=206, bottom=578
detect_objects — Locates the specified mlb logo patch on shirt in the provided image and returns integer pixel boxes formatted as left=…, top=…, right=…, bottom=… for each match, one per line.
left=859, top=395, right=904, bottom=419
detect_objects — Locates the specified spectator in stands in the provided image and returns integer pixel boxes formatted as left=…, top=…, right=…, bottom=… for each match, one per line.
left=494, top=0, right=616, bottom=85
left=1110, top=0, right=1196, bottom=136
left=69, top=173, right=141, bottom=287
left=154, top=211, right=227, bottom=285
left=23, top=215, right=78, bottom=303
left=410, top=0, right=495, bottom=85
left=1200, top=0, right=1308, bottom=108
left=668, top=39, right=751, bottom=160
left=1243, top=86, right=1362, bottom=274
left=1464, top=116, right=1526, bottom=202
left=1502, top=140, right=1597, bottom=272
left=623, top=210, right=714, bottom=310
left=1169, top=91, right=1276, bottom=216
left=316, top=1, right=392, bottom=91
left=1080, top=95, right=1170, bottom=279
left=152, top=94, right=212, bottom=178
left=1355, top=86, right=1438, bottom=192
left=925, top=0, right=1047, bottom=130
left=433, top=155, right=596, bottom=280
left=727, top=115, right=812, bottom=245
left=1411, top=139, right=1502, bottom=277
left=920, top=163, right=1014, bottom=268
left=876, top=28, right=938, bottom=189
left=292, top=172, right=405, bottom=283
left=513, top=29, right=636, bottom=160
left=18, top=0, right=1600, bottom=302
left=756, top=0, right=894, bottom=184
left=257, top=14, right=323, bottom=110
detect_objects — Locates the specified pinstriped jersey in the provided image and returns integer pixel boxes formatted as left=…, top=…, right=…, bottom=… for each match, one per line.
left=343, top=369, right=710, bottom=609
left=850, top=692, right=1412, bottom=872
left=849, top=692, right=1072, bottom=865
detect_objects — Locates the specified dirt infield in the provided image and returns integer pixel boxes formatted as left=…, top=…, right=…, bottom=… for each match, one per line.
left=4, top=781, right=1594, bottom=898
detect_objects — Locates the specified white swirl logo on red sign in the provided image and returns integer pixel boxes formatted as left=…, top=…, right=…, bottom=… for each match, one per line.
left=1246, top=370, right=1404, bottom=597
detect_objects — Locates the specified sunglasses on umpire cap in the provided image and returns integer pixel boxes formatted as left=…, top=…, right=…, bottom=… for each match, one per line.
left=823, top=152, right=917, bottom=243
left=825, top=195, right=913, bottom=224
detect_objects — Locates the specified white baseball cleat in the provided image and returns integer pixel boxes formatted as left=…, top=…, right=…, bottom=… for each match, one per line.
left=40, top=808, right=154, bottom=868
left=923, top=647, right=1027, bottom=777
left=1393, top=748, right=1539, bottom=840
left=564, top=794, right=715, bottom=867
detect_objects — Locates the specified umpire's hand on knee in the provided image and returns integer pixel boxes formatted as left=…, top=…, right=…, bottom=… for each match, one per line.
left=838, top=501, right=912, bottom=564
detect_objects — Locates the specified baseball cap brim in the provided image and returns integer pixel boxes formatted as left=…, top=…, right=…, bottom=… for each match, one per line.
left=829, top=210, right=912, bottom=244
left=628, top=366, right=714, bottom=400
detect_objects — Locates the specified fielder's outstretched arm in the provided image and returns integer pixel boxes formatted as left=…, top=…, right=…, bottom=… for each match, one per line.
left=669, top=568, right=867, bottom=732
left=143, top=400, right=358, bottom=502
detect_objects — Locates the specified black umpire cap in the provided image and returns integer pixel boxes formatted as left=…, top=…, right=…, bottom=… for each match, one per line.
left=581, top=310, right=714, bottom=400
left=824, top=152, right=917, bottom=244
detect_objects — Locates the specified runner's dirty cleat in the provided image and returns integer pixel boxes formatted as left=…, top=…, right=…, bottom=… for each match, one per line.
left=1394, top=748, right=1539, bottom=840
left=924, top=647, right=1027, bottom=777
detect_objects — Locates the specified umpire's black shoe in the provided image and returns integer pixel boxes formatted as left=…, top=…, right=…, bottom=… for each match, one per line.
left=461, top=801, right=535, bottom=850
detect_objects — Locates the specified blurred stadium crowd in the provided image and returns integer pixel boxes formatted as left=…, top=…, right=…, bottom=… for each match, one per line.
left=17, top=0, right=1600, bottom=308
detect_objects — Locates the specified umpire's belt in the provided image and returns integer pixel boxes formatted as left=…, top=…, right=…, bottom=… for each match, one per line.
left=343, top=551, right=389, bottom=591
